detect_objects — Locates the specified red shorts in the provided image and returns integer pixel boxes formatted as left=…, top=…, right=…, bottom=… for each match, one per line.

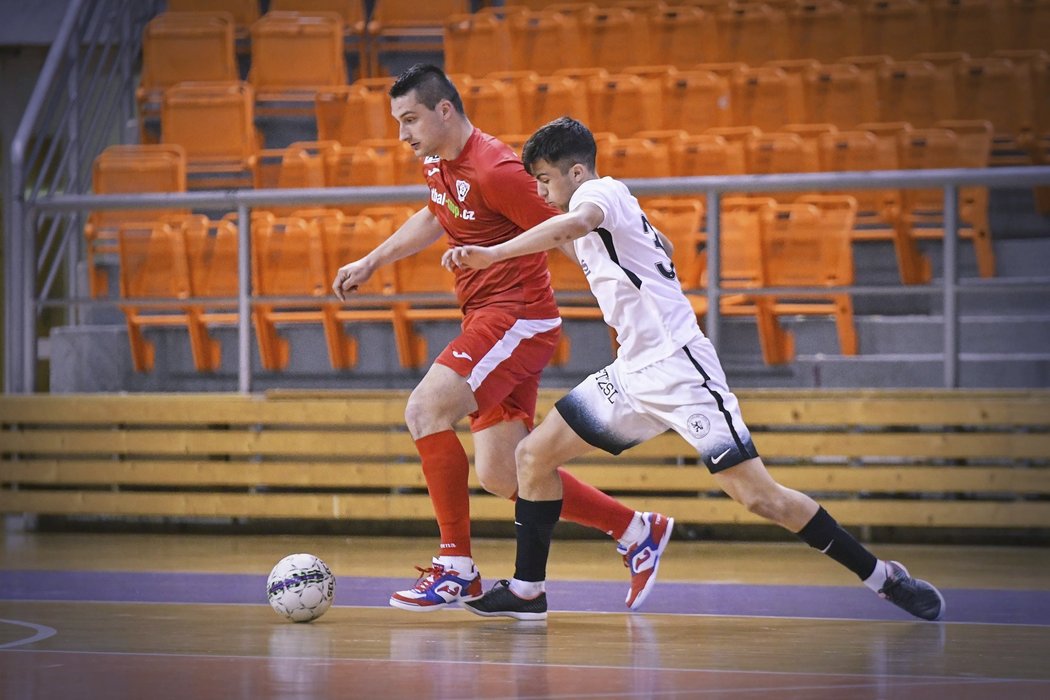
left=435, top=308, right=562, bottom=432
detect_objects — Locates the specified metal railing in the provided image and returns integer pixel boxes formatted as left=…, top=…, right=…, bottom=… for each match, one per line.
left=4, top=0, right=162, bottom=393
left=12, top=166, right=1050, bottom=393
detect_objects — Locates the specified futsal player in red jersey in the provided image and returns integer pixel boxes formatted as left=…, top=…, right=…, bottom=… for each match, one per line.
left=332, top=64, right=671, bottom=612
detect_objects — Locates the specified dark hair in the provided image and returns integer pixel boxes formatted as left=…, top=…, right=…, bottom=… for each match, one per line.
left=389, top=63, right=465, bottom=115
left=521, top=117, right=597, bottom=175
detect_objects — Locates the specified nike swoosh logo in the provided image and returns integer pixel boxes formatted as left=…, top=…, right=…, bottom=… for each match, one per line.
left=711, top=448, right=732, bottom=465
left=451, top=350, right=472, bottom=361
left=820, top=540, right=834, bottom=554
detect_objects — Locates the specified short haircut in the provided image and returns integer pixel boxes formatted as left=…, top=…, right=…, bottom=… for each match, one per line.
left=521, top=117, right=597, bottom=175
left=389, top=63, right=465, bottom=115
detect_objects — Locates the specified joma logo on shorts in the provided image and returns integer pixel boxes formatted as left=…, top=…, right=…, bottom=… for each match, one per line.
left=595, top=368, right=617, bottom=403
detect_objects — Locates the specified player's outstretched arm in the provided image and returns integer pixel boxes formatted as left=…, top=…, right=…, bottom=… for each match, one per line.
left=333, top=207, right=444, bottom=300
left=443, top=203, right=603, bottom=271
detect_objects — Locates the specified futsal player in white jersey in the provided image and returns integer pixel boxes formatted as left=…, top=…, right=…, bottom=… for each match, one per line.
left=443, top=117, right=945, bottom=622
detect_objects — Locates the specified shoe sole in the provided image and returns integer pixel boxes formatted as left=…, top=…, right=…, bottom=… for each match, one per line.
left=388, top=592, right=484, bottom=612
left=463, top=604, right=547, bottom=621
left=628, top=515, right=675, bottom=611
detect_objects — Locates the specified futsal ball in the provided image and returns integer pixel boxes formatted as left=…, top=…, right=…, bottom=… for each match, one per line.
left=267, top=553, right=335, bottom=623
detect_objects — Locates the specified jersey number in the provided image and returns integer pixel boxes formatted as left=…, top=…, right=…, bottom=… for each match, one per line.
left=642, top=215, right=677, bottom=280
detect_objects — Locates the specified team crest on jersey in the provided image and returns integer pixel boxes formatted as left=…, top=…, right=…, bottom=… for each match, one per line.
left=423, top=155, right=441, bottom=164
left=686, top=413, right=711, bottom=440
left=456, top=179, right=471, bottom=202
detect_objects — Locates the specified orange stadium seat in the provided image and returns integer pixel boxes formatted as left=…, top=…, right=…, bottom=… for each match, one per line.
left=1004, top=0, right=1050, bottom=53
left=930, top=0, right=1004, bottom=57
left=671, top=133, right=748, bottom=177
left=519, top=75, right=590, bottom=133
left=315, top=85, right=392, bottom=146
left=859, top=0, right=934, bottom=60
left=693, top=197, right=795, bottom=366
left=269, top=0, right=368, bottom=74
left=953, top=57, right=1036, bottom=159
left=160, top=81, right=261, bottom=189
left=597, top=137, right=672, bottom=185
left=731, top=66, right=805, bottom=132
left=586, top=74, right=663, bottom=137
left=86, top=145, right=189, bottom=298
left=714, top=3, right=788, bottom=65
left=507, top=9, right=584, bottom=74
left=662, top=70, right=732, bottom=132
left=580, top=6, right=649, bottom=71
left=803, top=63, right=879, bottom=128
left=167, top=0, right=260, bottom=41
left=460, top=79, right=523, bottom=137
left=368, top=0, right=470, bottom=74
left=251, top=215, right=351, bottom=370
left=749, top=128, right=823, bottom=173
left=649, top=4, right=717, bottom=68
left=897, top=124, right=996, bottom=279
left=358, top=138, right=424, bottom=186
left=762, top=196, right=859, bottom=357
left=117, top=216, right=240, bottom=372
left=248, top=11, right=347, bottom=111
left=786, top=0, right=861, bottom=63
left=443, top=12, right=513, bottom=78
left=876, top=60, right=956, bottom=127
left=137, top=12, right=238, bottom=142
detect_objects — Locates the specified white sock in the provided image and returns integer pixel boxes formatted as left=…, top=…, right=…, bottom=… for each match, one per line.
left=436, top=555, right=475, bottom=575
left=617, top=512, right=646, bottom=549
left=509, top=578, right=545, bottom=599
left=863, top=560, right=889, bottom=592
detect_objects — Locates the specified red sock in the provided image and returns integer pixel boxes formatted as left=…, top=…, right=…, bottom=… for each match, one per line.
left=415, top=430, right=471, bottom=557
left=558, top=468, right=635, bottom=539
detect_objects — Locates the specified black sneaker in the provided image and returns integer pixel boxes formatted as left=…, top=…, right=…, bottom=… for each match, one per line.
left=464, top=580, right=547, bottom=621
left=878, top=561, right=946, bottom=621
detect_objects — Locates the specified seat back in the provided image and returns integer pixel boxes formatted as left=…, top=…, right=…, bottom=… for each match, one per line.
left=167, top=0, right=260, bottom=33
left=786, top=0, right=860, bottom=63
left=877, top=60, right=955, bottom=127
left=803, top=63, right=878, bottom=128
left=714, top=3, right=787, bottom=65
left=519, top=75, right=589, bottom=133
left=747, top=131, right=821, bottom=175
left=860, top=0, right=934, bottom=59
left=317, top=214, right=397, bottom=295
left=461, top=79, right=523, bottom=136
left=508, top=9, right=584, bottom=73
left=762, top=199, right=857, bottom=288
left=140, top=12, right=237, bottom=96
left=586, top=73, right=662, bottom=136
left=315, top=85, right=392, bottom=145
left=252, top=216, right=328, bottom=298
left=663, top=70, right=732, bottom=132
left=160, top=81, right=258, bottom=179
left=649, top=5, right=716, bottom=67
left=581, top=7, right=647, bottom=71
left=248, top=12, right=347, bottom=94
left=731, top=66, right=805, bottom=132
left=671, top=134, right=747, bottom=177
left=117, top=220, right=193, bottom=301
left=443, top=12, right=512, bottom=77
left=597, top=137, right=671, bottom=179
left=954, top=57, right=1036, bottom=137
left=931, top=0, right=1004, bottom=56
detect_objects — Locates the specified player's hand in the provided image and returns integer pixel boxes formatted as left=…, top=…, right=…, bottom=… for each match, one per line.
left=443, top=245, right=498, bottom=271
left=332, top=259, right=374, bottom=301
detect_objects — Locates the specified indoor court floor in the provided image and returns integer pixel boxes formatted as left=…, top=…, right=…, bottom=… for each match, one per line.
left=2, top=531, right=1049, bottom=699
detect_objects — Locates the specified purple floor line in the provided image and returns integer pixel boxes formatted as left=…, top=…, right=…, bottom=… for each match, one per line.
left=2, top=570, right=1047, bottom=625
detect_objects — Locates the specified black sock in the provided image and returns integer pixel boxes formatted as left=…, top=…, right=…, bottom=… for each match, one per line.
left=797, top=506, right=878, bottom=580
left=513, top=497, right=562, bottom=583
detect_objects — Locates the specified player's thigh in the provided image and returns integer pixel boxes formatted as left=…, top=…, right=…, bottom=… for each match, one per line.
left=405, top=363, right=478, bottom=438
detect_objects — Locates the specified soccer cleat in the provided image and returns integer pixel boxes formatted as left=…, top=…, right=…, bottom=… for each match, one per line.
left=878, top=561, right=946, bottom=621
left=388, top=557, right=483, bottom=612
left=621, top=512, right=674, bottom=610
left=463, top=579, right=548, bottom=621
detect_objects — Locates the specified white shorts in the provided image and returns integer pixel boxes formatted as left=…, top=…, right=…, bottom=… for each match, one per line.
left=555, top=335, right=759, bottom=473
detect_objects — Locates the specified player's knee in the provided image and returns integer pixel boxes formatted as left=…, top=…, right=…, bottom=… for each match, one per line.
left=476, top=466, right=516, bottom=499
left=514, top=439, right=548, bottom=488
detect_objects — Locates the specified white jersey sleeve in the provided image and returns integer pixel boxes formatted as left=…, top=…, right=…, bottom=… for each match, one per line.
left=568, top=177, right=703, bottom=370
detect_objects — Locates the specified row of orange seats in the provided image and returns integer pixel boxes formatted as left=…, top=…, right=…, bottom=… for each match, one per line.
left=446, top=0, right=1050, bottom=76
left=115, top=197, right=860, bottom=372
left=312, top=57, right=1048, bottom=160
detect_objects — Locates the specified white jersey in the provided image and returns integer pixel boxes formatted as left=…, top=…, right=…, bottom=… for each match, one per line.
left=568, top=177, right=702, bottom=371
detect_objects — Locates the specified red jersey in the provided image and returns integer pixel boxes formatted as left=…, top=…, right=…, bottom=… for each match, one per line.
left=424, top=128, right=560, bottom=318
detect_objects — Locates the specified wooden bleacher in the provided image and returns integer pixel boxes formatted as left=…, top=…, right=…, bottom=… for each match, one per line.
left=1, top=390, right=1048, bottom=530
